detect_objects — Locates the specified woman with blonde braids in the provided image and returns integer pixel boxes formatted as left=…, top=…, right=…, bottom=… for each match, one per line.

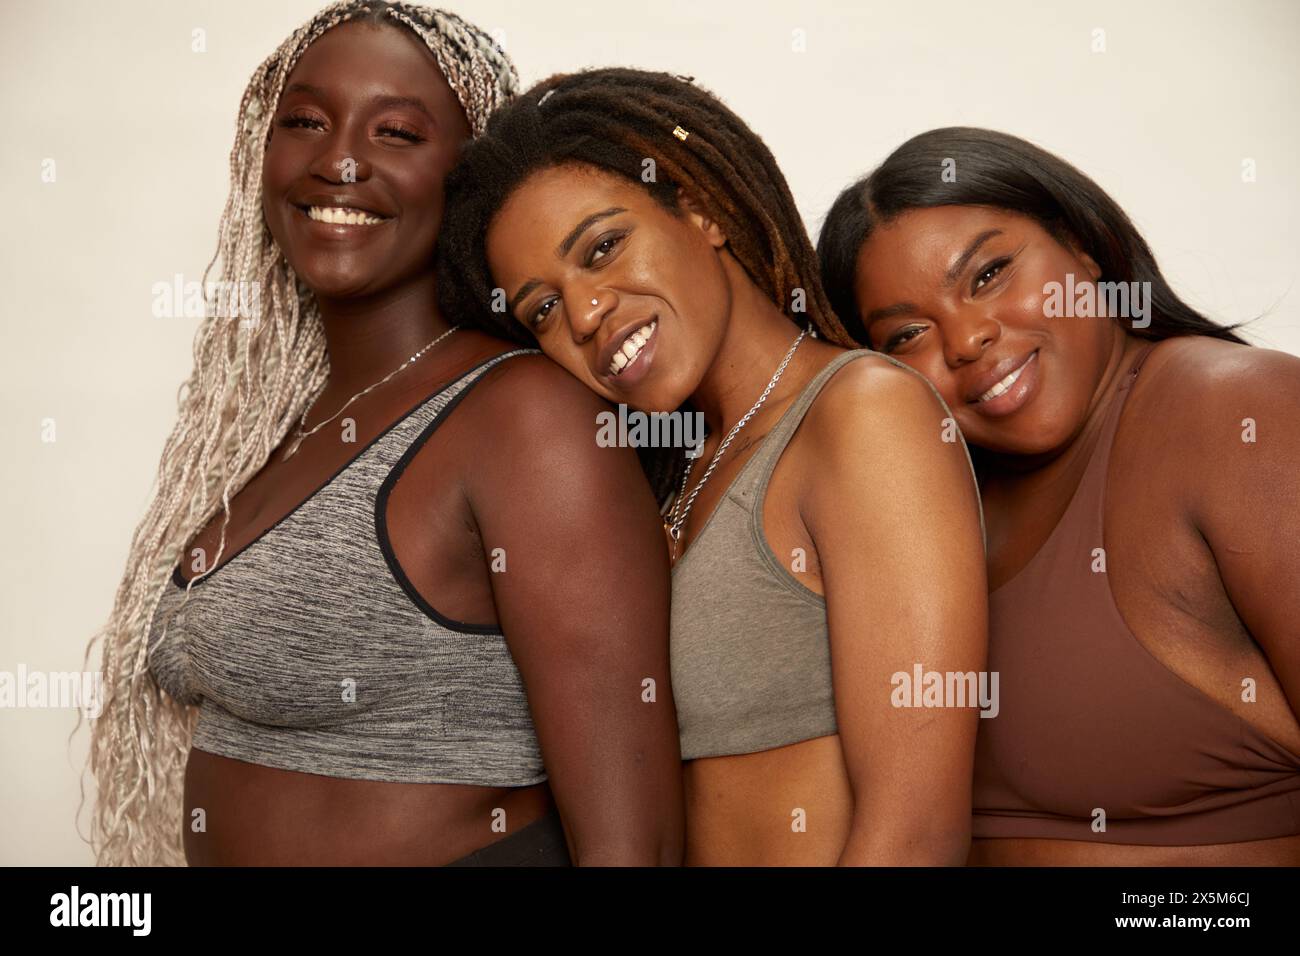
left=82, top=3, right=681, bottom=866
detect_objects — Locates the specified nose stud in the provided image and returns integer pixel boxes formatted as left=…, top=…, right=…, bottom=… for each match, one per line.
left=591, top=299, right=598, bottom=306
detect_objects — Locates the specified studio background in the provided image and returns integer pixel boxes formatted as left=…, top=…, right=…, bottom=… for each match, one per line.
left=2, top=0, right=1297, bottom=864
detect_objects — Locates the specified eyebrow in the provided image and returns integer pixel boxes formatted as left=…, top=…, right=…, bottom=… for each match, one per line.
left=281, top=83, right=437, bottom=125
left=507, top=206, right=629, bottom=314
left=864, top=228, right=1005, bottom=326
left=864, top=301, right=920, bottom=325
left=944, top=229, right=1003, bottom=283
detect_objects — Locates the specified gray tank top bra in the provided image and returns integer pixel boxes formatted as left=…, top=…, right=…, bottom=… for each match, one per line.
left=146, top=348, right=548, bottom=786
left=670, top=348, right=984, bottom=761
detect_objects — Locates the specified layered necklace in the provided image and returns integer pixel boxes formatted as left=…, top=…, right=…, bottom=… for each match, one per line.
left=664, top=326, right=808, bottom=562
left=281, top=324, right=461, bottom=462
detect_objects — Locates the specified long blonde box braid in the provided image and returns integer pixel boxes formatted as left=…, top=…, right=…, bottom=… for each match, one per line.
left=76, top=1, right=518, bottom=867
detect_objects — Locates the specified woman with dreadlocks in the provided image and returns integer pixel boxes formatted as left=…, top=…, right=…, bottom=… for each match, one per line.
left=82, top=5, right=682, bottom=867
left=438, top=68, right=988, bottom=865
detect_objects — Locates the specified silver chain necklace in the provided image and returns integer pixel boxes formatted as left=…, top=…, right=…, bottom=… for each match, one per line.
left=665, top=326, right=808, bottom=561
left=281, top=324, right=462, bottom=462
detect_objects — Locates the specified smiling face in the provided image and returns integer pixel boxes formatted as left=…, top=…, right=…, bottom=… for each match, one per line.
left=261, top=21, right=472, bottom=300
left=485, top=163, right=733, bottom=412
left=853, top=204, right=1122, bottom=456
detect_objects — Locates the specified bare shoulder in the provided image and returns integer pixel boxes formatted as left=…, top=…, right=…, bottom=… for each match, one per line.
left=1135, top=335, right=1300, bottom=438
left=461, top=348, right=614, bottom=447
left=1124, top=336, right=1300, bottom=529
left=802, top=349, right=959, bottom=454
left=1143, top=334, right=1300, bottom=394
left=798, top=350, right=986, bottom=558
left=455, top=349, right=652, bottom=514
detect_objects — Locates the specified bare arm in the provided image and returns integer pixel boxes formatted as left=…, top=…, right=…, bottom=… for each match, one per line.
left=804, top=357, right=988, bottom=865
left=1184, top=344, right=1300, bottom=719
left=466, top=354, right=683, bottom=865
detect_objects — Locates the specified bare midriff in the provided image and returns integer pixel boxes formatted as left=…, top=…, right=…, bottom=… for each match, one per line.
left=183, top=747, right=555, bottom=866
left=682, top=733, right=854, bottom=866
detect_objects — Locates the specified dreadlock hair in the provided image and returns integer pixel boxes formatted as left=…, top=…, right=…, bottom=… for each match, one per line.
left=818, top=126, right=1251, bottom=347
left=77, top=1, right=518, bottom=867
left=436, top=67, right=854, bottom=501
left=438, top=68, right=853, bottom=348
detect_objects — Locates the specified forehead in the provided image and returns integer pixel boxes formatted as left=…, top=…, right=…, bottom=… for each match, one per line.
left=489, top=164, right=658, bottom=257
left=857, top=205, right=1029, bottom=279
left=285, top=21, right=457, bottom=109
left=502, top=164, right=654, bottom=224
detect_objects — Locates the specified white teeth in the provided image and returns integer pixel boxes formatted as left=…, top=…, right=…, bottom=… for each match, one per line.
left=608, top=319, right=657, bottom=376
left=306, top=206, right=386, bottom=225
left=977, top=355, right=1032, bottom=402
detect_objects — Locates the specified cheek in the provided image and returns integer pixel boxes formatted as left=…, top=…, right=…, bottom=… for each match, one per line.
left=392, top=157, right=447, bottom=202
left=904, top=353, right=967, bottom=419
left=991, top=269, right=1051, bottom=332
left=637, top=227, right=718, bottom=307
left=259, top=150, right=298, bottom=232
left=259, top=137, right=297, bottom=195
left=389, top=165, right=445, bottom=229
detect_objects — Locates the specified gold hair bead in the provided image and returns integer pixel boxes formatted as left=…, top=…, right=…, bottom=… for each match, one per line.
left=673, top=125, right=689, bottom=141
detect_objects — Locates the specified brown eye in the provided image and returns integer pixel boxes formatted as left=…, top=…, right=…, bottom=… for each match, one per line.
left=883, top=325, right=924, bottom=353
left=278, top=114, right=326, bottom=131
left=377, top=123, right=423, bottom=143
left=529, top=297, right=558, bottom=330
left=587, top=231, right=626, bottom=266
left=973, top=257, right=1010, bottom=293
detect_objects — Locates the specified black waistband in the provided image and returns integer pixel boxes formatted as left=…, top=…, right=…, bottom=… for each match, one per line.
left=443, top=808, right=571, bottom=867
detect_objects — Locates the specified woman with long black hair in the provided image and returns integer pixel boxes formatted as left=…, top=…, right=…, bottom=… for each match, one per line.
left=819, top=126, right=1300, bottom=864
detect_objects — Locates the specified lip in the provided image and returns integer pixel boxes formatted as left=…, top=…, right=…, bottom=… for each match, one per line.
left=965, top=348, right=1040, bottom=418
left=290, top=200, right=394, bottom=240
left=292, top=194, right=394, bottom=219
left=597, top=315, right=659, bottom=391
left=963, top=348, right=1037, bottom=403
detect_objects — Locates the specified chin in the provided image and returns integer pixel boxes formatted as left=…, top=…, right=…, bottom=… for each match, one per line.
left=977, top=418, right=1069, bottom=458
left=297, top=270, right=382, bottom=300
left=638, top=381, right=695, bottom=415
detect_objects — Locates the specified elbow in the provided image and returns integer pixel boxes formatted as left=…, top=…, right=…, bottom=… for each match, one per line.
left=837, top=818, right=972, bottom=867
left=572, top=833, right=684, bottom=867
left=569, top=816, right=685, bottom=866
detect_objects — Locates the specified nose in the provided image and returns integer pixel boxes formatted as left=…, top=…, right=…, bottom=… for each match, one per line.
left=307, top=120, right=374, bottom=184
left=566, top=286, right=614, bottom=343
left=943, top=307, right=1000, bottom=366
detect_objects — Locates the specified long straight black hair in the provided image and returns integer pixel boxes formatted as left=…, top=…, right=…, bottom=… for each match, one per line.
left=817, top=126, right=1250, bottom=347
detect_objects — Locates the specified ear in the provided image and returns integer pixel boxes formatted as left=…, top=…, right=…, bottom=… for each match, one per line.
left=1060, top=231, right=1101, bottom=281
left=676, top=186, right=728, bottom=249
left=1078, top=249, right=1102, bottom=282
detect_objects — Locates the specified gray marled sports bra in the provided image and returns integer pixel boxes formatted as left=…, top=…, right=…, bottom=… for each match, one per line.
left=146, top=349, right=548, bottom=786
left=670, top=348, right=984, bottom=760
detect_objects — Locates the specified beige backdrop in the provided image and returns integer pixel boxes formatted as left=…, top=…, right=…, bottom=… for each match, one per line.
left=2, top=0, right=1297, bottom=864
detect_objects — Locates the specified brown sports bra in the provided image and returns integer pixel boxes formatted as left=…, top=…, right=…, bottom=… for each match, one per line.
left=972, top=341, right=1300, bottom=845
